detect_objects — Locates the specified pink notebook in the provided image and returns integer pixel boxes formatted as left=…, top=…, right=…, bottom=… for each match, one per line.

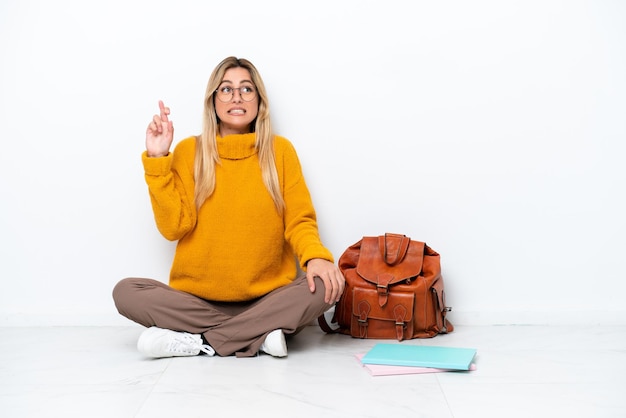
left=355, top=353, right=477, bottom=376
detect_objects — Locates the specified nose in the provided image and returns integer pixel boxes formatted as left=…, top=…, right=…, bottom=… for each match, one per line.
left=231, top=88, right=243, bottom=102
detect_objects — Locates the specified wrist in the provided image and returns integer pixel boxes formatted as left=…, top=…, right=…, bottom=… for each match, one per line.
left=147, top=152, right=169, bottom=158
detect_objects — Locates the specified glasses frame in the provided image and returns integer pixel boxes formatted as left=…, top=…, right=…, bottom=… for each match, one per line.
left=214, top=85, right=257, bottom=103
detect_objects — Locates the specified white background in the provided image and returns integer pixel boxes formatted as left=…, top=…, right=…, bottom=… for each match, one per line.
left=1, top=0, right=624, bottom=326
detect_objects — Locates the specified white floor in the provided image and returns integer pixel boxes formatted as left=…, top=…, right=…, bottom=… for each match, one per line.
left=1, top=324, right=624, bottom=418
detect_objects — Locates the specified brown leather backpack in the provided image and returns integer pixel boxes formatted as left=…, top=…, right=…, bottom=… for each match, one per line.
left=318, top=233, right=453, bottom=340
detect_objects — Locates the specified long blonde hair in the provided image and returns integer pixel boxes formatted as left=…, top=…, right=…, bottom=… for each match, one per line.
left=195, top=57, right=284, bottom=213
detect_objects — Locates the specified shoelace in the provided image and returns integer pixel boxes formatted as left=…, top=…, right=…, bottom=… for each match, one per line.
left=170, top=333, right=216, bottom=356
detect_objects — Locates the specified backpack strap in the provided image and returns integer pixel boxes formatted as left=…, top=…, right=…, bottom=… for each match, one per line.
left=317, top=311, right=339, bottom=334
left=393, top=304, right=408, bottom=341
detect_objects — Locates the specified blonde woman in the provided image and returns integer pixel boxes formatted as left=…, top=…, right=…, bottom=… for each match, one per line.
left=113, top=56, right=344, bottom=358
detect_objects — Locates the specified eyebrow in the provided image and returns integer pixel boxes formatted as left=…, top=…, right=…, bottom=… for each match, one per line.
left=219, top=79, right=254, bottom=85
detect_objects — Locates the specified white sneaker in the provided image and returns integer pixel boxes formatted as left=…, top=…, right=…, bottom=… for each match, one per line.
left=137, top=327, right=215, bottom=358
left=260, top=329, right=287, bottom=357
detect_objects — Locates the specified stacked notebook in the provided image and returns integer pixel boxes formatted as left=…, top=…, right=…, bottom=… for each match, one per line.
left=356, top=343, right=477, bottom=376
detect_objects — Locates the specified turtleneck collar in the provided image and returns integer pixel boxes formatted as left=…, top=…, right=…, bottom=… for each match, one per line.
left=216, top=133, right=257, bottom=160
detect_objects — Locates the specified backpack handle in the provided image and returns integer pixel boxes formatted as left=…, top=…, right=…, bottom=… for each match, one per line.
left=380, top=233, right=411, bottom=266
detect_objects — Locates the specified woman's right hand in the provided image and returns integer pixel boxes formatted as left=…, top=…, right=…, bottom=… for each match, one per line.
left=146, top=100, right=174, bottom=157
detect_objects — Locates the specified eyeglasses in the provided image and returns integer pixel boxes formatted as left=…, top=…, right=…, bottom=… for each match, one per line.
left=215, top=85, right=257, bottom=102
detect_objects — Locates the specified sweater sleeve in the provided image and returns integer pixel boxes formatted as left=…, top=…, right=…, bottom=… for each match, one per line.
left=279, top=138, right=334, bottom=269
left=142, top=138, right=197, bottom=241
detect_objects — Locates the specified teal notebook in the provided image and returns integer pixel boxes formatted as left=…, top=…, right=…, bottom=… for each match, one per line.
left=360, top=344, right=477, bottom=371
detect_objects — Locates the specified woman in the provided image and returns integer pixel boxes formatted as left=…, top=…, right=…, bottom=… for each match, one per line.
left=113, top=56, right=345, bottom=358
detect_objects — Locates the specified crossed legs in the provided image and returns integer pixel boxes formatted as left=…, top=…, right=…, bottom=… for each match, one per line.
left=112, top=274, right=332, bottom=357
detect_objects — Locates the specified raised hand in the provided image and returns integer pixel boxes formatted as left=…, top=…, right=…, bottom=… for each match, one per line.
left=146, top=100, right=174, bottom=157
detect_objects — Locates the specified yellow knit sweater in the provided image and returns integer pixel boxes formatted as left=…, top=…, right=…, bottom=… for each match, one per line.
left=142, top=133, right=333, bottom=301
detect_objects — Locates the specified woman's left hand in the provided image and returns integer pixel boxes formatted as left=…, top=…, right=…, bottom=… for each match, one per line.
left=305, top=258, right=346, bottom=304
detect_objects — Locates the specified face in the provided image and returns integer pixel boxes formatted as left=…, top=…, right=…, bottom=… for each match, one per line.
left=215, top=67, right=259, bottom=136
